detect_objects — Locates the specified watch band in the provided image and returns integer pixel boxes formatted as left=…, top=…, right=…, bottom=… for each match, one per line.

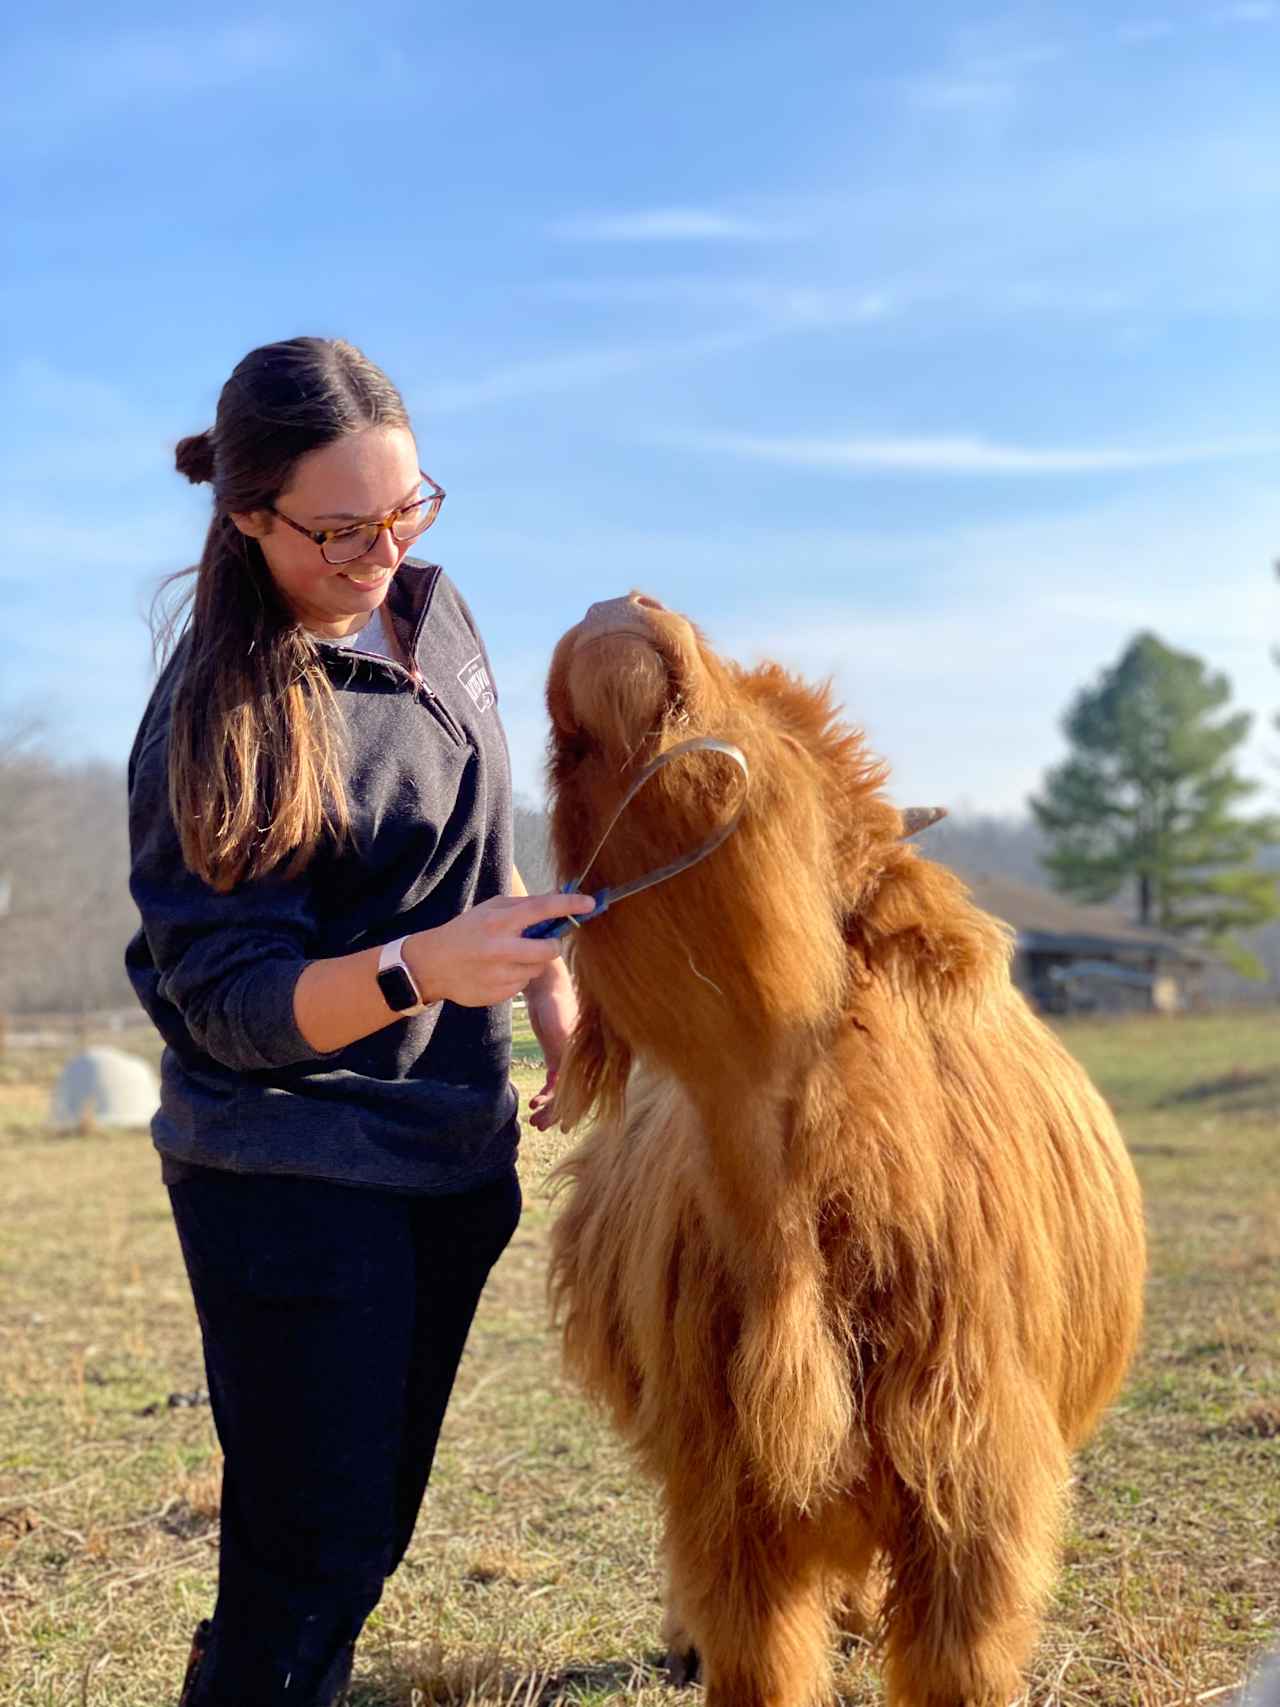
left=376, top=935, right=428, bottom=1017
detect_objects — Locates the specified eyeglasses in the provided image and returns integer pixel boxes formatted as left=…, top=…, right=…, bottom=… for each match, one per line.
left=270, top=472, right=445, bottom=566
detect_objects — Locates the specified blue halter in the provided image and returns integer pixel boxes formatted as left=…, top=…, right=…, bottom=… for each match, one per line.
left=522, top=737, right=750, bottom=941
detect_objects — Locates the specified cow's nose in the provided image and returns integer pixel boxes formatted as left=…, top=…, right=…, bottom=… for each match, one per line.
left=582, top=591, right=666, bottom=631
left=583, top=597, right=625, bottom=627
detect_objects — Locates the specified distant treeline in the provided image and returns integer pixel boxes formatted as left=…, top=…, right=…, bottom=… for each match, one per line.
left=2, top=744, right=1275, bottom=1015
left=0, top=737, right=138, bottom=1017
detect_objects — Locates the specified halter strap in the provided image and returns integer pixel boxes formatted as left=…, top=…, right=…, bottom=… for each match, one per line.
left=523, top=737, right=749, bottom=940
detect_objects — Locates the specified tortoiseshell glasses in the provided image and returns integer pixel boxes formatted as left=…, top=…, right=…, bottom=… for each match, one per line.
left=270, top=472, right=445, bottom=566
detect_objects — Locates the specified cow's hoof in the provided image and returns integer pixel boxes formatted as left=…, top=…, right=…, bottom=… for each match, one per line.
left=664, top=1644, right=701, bottom=1687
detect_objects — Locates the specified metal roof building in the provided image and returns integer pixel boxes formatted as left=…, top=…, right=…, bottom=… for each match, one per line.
left=960, top=873, right=1206, bottom=1014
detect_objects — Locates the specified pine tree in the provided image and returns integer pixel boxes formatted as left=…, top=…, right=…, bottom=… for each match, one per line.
left=1031, top=632, right=1280, bottom=973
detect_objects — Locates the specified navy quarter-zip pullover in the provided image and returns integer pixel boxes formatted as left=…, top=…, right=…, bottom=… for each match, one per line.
left=126, top=561, right=519, bottom=1193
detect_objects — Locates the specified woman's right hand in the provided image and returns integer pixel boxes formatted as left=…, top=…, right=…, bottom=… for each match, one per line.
left=403, top=891, right=596, bottom=1008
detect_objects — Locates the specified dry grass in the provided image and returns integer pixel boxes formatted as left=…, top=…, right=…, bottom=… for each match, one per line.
left=0, top=1009, right=1276, bottom=1705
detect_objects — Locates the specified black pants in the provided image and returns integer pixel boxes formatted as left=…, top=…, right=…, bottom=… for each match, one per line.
left=167, top=1164, right=522, bottom=1707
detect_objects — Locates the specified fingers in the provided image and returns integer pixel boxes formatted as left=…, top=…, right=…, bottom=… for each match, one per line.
left=527, top=1078, right=558, bottom=1131
left=484, top=930, right=568, bottom=978
left=499, top=890, right=597, bottom=928
left=407, top=891, right=595, bottom=1010
left=479, top=891, right=595, bottom=967
left=504, top=941, right=565, bottom=979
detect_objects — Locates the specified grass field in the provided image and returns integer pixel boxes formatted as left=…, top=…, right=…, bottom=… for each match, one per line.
left=0, top=1009, right=1276, bottom=1706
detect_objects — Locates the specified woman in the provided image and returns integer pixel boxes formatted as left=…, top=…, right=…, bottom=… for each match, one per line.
left=126, top=336, right=592, bottom=1707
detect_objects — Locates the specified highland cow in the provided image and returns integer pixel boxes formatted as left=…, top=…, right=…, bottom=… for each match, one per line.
left=545, top=594, right=1146, bottom=1707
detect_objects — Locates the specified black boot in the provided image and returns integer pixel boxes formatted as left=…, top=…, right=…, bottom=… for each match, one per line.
left=177, top=1620, right=354, bottom=1706
left=315, top=1640, right=356, bottom=1705
left=177, top=1620, right=212, bottom=1706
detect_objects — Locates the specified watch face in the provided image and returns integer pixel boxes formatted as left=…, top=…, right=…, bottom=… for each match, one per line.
left=377, top=964, right=421, bottom=1013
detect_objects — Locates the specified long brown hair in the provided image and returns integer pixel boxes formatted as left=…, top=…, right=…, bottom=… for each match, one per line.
left=157, top=337, right=410, bottom=893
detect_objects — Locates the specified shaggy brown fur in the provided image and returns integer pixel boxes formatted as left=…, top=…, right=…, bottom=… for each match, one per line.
left=544, top=594, right=1146, bottom=1707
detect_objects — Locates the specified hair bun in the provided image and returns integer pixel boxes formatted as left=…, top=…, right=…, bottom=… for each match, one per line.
left=175, top=430, right=216, bottom=485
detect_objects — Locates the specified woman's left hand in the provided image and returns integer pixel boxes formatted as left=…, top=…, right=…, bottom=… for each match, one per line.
left=523, top=958, right=579, bottom=1131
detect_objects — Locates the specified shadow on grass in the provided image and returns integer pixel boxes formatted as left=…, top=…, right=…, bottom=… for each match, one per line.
left=349, top=1652, right=667, bottom=1706
left=1206, top=1400, right=1280, bottom=1442
left=1157, top=1067, right=1280, bottom=1115
left=543, top=1657, right=669, bottom=1702
left=1129, top=1142, right=1205, bottom=1158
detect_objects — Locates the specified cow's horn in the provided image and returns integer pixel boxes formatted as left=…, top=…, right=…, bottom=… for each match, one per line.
left=900, top=806, right=948, bottom=839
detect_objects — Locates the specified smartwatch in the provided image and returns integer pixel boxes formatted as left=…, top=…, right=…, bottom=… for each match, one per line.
left=376, top=935, right=428, bottom=1017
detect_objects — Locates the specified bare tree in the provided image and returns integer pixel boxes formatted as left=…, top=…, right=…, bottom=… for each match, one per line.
left=512, top=797, right=555, bottom=893
left=0, top=718, right=136, bottom=1015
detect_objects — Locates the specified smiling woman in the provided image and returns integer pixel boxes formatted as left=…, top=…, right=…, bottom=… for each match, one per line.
left=126, top=336, right=592, bottom=1707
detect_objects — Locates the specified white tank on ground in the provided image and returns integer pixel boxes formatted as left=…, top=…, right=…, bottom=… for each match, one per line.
left=1242, top=1655, right=1280, bottom=1706
left=49, top=1047, right=159, bottom=1133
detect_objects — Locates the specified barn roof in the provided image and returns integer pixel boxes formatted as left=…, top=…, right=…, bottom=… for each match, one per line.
left=957, top=873, right=1206, bottom=965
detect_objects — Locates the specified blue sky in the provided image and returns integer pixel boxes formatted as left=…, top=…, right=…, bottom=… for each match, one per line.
left=5, top=0, right=1278, bottom=814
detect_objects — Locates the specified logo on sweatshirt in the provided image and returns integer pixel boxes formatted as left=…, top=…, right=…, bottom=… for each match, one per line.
left=457, top=654, right=495, bottom=714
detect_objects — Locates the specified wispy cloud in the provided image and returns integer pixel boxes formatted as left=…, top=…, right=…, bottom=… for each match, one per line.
left=540, top=275, right=892, bottom=327
left=670, top=432, right=1280, bottom=477
left=549, top=207, right=798, bottom=242
left=903, top=74, right=1018, bottom=112
left=902, top=41, right=1064, bottom=112
left=411, top=286, right=895, bottom=415
left=544, top=270, right=1161, bottom=325
left=1217, top=1, right=1276, bottom=20
left=413, top=328, right=764, bottom=414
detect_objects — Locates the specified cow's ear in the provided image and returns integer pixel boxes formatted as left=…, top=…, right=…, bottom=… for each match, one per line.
left=859, top=849, right=1012, bottom=996
left=557, top=990, right=633, bottom=1131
